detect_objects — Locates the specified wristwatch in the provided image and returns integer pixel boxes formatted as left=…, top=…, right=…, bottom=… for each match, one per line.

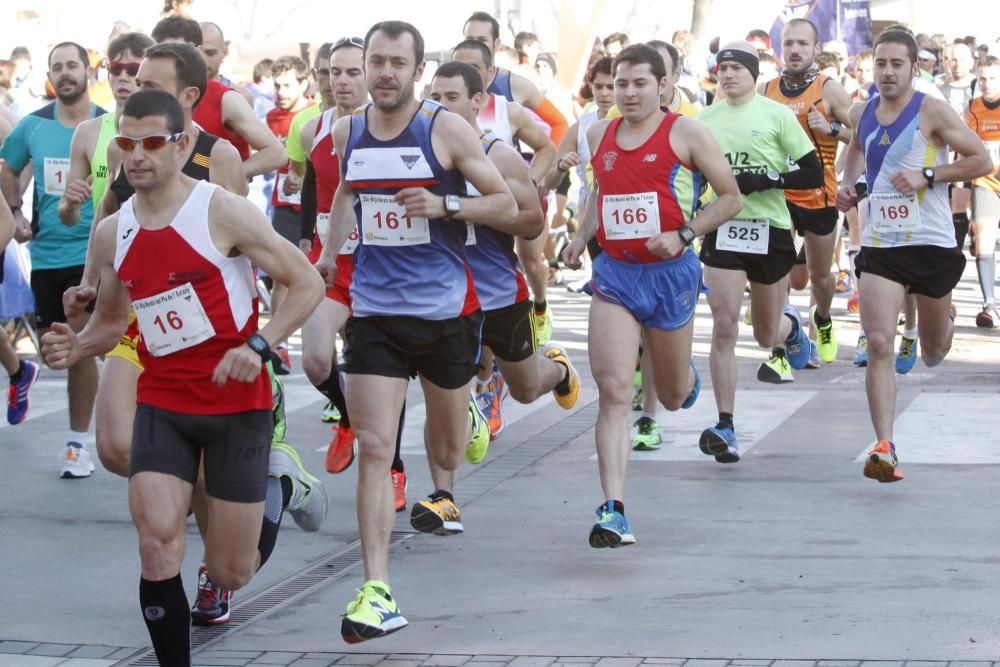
left=829, top=121, right=842, bottom=137
left=678, top=225, right=696, bottom=246
left=443, top=194, right=461, bottom=219
left=922, top=167, right=936, bottom=188
left=766, top=170, right=783, bottom=188
left=246, top=333, right=271, bottom=362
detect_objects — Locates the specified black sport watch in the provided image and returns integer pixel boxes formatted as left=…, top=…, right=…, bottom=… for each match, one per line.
left=922, top=167, right=936, bottom=188
left=678, top=225, right=696, bottom=246
left=829, top=121, right=842, bottom=137
left=246, top=333, right=271, bottom=362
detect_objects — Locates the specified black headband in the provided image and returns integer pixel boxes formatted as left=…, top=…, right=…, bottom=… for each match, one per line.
left=717, top=48, right=759, bottom=80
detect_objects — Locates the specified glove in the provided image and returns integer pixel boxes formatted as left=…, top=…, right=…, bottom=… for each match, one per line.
left=734, top=171, right=773, bottom=195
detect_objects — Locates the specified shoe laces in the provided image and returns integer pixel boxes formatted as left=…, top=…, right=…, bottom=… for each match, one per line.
left=195, top=572, right=219, bottom=611
left=637, top=418, right=656, bottom=435
left=818, top=324, right=833, bottom=345
left=900, top=337, right=916, bottom=357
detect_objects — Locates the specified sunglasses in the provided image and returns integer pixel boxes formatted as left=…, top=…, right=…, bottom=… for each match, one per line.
left=332, top=36, right=364, bottom=52
left=108, top=61, right=141, bottom=77
left=113, top=133, right=184, bottom=151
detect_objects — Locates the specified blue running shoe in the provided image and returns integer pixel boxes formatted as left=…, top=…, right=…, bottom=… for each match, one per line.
left=682, top=360, right=700, bottom=409
left=895, top=336, right=918, bottom=374
left=589, top=503, right=636, bottom=548
left=7, top=360, right=39, bottom=425
left=805, top=339, right=821, bottom=369
left=699, top=423, right=740, bottom=463
left=853, top=334, right=869, bottom=367
left=783, top=305, right=810, bottom=370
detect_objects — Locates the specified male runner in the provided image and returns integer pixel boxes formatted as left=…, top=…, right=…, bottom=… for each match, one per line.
left=561, top=44, right=740, bottom=547
left=836, top=30, right=992, bottom=482
left=199, top=21, right=255, bottom=105
left=1, top=197, right=39, bottom=425
left=1, top=41, right=106, bottom=477
left=41, top=89, right=324, bottom=664
left=606, top=40, right=701, bottom=120
left=764, top=18, right=852, bottom=365
left=697, top=42, right=822, bottom=462
left=411, top=60, right=580, bottom=536
left=314, top=21, right=516, bottom=643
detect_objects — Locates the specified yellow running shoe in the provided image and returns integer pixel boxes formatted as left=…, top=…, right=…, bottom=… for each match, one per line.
left=464, top=398, right=491, bottom=464
left=543, top=343, right=580, bottom=409
left=409, top=494, right=464, bottom=535
left=341, top=580, right=407, bottom=644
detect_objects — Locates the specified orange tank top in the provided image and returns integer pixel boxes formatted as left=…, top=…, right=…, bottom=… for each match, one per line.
left=967, top=97, right=1000, bottom=192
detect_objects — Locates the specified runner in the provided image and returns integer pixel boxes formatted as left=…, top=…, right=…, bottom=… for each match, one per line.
left=835, top=30, right=992, bottom=482
left=40, top=89, right=324, bottom=664
left=199, top=21, right=255, bottom=105
left=313, top=21, right=516, bottom=643
left=697, top=41, right=823, bottom=462
left=1, top=197, right=38, bottom=425
left=0, top=41, right=106, bottom=478
left=560, top=43, right=740, bottom=547
left=412, top=59, right=580, bottom=536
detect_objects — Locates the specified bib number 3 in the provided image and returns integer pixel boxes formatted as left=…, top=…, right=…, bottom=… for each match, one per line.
left=132, top=283, right=216, bottom=357
left=716, top=219, right=769, bottom=254
left=360, top=194, right=430, bottom=246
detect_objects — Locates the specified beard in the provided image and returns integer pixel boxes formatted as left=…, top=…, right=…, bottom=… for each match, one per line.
left=56, top=79, right=88, bottom=105
left=372, top=80, right=414, bottom=113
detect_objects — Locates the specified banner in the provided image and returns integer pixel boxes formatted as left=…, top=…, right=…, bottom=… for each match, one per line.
left=769, top=0, right=873, bottom=58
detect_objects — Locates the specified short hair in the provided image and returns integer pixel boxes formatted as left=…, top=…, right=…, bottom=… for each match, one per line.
left=817, top=51, right=841, bottom=74
left=856, top=48, right=874, bottom=62
left=881, top=24, right=912, bottom=36
left=144, top=42, right=207, bottom=108
left=613, top=43, right=666, bottom=82
left=646, top=39, right=681, bottom=74
left=315, top=42, right=334, bottom=68
left=0, top=60, right=14, bottom=89
left=746, top=28, right=770, bottom=41
left=364, top=20, right=424, bottom=64
left=10, top=46, right=30, bottom=61
left=253, top=58, right=273, bottom=84
left=515, top=32, right=539, bottom=52
left=47, top=42, right=89, bottom=69
left=603, top=32, right=630, bottom=49
left=453, top=39, right=493, bottom=69
left=107, top=32, right=154, bottom=61
left=588, top=56, right=613, bottom=82
left=784, top=18, right=819, bottom=43
left=981, top=55, right=1000, bottom=69
left=873, top=29, right=919, bottom=64
left=121, top=88, right=185, bottom=135
left=199, top=21, right=224, bottom=43
left=151, top=16, right=202, bottom=46
left=464, top=12, right=500, bottom=42
left=434, top=60, right=484, bottom=97
left=271, top=55, right=309, bottom=82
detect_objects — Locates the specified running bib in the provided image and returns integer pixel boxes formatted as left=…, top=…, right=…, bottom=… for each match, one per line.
left=466, top=222, right=476, bottom=246
left=870, top=192, right=920, bottom=234
left=339, top=224, right=359, bottom=255
left=359, top=194, right=430, bottom=246
left=986, top=141, right=1000, bottom=167
left=315, top=213, right=329, bottom=243
left=276, top=173, right=302, bottom=206
left=43, top=157, right=70, bottom=196
left=601, top=192, right=660, bottom=240
left=716, top=218, right=769, bottom=254
left=132, top=283, right=216, bottom=357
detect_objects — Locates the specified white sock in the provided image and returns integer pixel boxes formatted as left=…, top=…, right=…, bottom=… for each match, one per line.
left=903, top=327, right=918, bottom=340
left=640, top=411, right=655, bottom=421
left=68, top=431, right=88, bottom=447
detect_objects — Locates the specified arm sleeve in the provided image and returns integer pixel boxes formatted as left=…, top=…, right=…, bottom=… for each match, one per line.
left=299, top=159, right=317, bottom=242
left=780, top=150, right=824, bottom=190
left=0, top=118, right=31, bottom=173
left=534, top=97, right=569, bottom=146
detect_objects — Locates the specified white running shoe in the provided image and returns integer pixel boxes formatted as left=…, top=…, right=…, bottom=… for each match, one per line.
left=61, top=445, right=95, bottom=479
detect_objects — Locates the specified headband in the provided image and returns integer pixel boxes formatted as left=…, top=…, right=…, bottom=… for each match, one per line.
left=717, top=47, right=759, bottom=80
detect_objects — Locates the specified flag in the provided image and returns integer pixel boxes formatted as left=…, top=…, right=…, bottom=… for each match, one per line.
left=769, top=0, right=872, bottom=58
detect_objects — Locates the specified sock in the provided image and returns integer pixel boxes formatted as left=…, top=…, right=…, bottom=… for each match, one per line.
left=604, top=499, right=625, bottom=515
left=430, top=489, right=454, bottom=502
left=534, top=300, right=547, bottom=314
left=139, top=574, right=191, bottom=666
left=314, top=371, right=350, bottom=429
left=953, top=212, right=970, bottom=249
left=392, top=403, right=406, bottom=471
left=814, top=310, right=832, bottom=327
left=718, top=412, right=734, bottom=429
left=68, top=430, right=88, bottom=447
left=902, top=327, right=918, bottom=340
left=258, top=476, right=285, bottom=569
left=640, top=410, right=655, bottom=421
left=976, top=256, right=996, bottom=305
left=9, top=360, right=24, bottom=384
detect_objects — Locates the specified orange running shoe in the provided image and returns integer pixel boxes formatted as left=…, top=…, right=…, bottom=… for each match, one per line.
left=863, top=440, right=904, bottom=483
left=325, top=424, right=356, bottom=474
left=847, top=290, right=860, bottom=314
left=391, top=467, right=407, bottom=512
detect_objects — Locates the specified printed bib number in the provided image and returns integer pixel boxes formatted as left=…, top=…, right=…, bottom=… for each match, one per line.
left=986, top=141, right=1000, bottom=168
left=601, top=192, right=660, bottom=240
left=870, top=192, right=920, bottom=233
left=339, top=225, right=359, bottom=255
left=43, top=157, right=70, bottom=196
left=276, top=173, right=302, bottom=206
left=315, top=213, right=330, bottom=242
left=466, top=222, right=476, bottom=246
left=359, top=194, right=430, bottom=246
left=716, top=219, right=769, bottom=254
left=132, top=283, right=216, bottom=357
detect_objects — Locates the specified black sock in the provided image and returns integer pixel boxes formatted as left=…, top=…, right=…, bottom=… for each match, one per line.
left=718, top=412, right=734, bottom=429
left=953, top=212, right=970, bottom=249
left=814, top=310, right=832, bottom=327
left=605, top=499, right=625, bottom=515
left=258, top=476, right=285, bottom=569
left=139, top=574, right=191, bottom=666
left=392, top=402, right=406, bottom=471
left=314, top=370, right=350, bottom=428
left=534, top=300, right=547, bottom=314
left=8, top=360, right=24, bottom=384
left=976, top=255, right=995, bottom=305
left=430, top=489, right=454, bottom=502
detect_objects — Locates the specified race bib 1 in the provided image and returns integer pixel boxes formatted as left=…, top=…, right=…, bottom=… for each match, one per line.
left=466, top=222, right=476, bottom=246
left=870, top=192, right=920, bottom=234
left=716, top=218, right=769, bottom=254
left=43, top=157, right=70, bottom=196
left=276, top=173, right=302, bottom=206
left=601, top=192, right=660, bottom=240
left=132, top=283, right=216, bottom=357
left=359, top=193, right=430, bottom=246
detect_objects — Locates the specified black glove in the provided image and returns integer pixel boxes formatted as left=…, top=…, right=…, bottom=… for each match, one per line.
left=734, top=171, right=773, bottom=195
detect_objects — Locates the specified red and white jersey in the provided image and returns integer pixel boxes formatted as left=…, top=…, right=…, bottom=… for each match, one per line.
left=114, top=181, right=271, bottom=414
left=479, top=94, right=514, bottom=145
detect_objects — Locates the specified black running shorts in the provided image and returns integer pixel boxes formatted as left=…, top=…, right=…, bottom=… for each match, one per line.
left=482, top=299, right=536, bottom=363
left=699, top=225, right=796, bottom=286
left=855, top=245, right=965, bottom=298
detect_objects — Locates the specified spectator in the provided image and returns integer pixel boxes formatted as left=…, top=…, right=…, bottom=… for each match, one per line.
left=602, top=32, right=629, bottom=57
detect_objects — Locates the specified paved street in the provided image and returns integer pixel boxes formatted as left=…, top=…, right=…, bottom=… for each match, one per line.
left=1, top=262, right=999, bottom=666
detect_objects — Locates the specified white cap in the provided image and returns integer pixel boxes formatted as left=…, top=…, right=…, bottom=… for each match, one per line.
left=918, top=49, right=936, bottom=62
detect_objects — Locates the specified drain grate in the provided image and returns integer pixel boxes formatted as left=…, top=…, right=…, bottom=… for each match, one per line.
left=118, top=398, right=597, bottom=664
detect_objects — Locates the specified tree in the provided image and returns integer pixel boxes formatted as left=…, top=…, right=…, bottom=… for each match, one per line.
left=691, top=0, right=713, bottom=38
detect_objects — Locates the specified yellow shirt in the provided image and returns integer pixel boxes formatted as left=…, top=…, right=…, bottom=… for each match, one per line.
left=606, top=90, right=701, bottom=120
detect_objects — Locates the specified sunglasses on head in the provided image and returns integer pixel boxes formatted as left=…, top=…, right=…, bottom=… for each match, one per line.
left=108, top=61, right=141, bottom=77
left=332, top=36, right=364, bottom=51
left=113, top=133, right=184, bottom=151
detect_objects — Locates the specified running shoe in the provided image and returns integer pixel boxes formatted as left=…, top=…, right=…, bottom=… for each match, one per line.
left=682, top=360, right=700, bottom=409
left=269, top=442, right=329, bottom=532
left=835, top=270, right=850, bottom=293
left=391, top=468, right=407, bottom=513
left=409, top=494, right=463, bottom=535
left=757, top=349, right=793, bottom=384
left=60, top=444, right=95, bottom=479
left=783, top=305, right=811, bottom=370
left=854, top=334, right=869, bottom=367
left=811, top=305, right=838, bottom=364
left=7, top=359, right=39, bottom=425
left=533, top=307, right=553, bottom=347
left=342, top=580, right=407, bottom=644
left=631, top=369, right=643, bottom=411
left=271, top=346, right=291, bottom=376
left=976, top=305, right=997, bottom=329
left=589, top=503, right=635, bottom=548
left=699, top=423, right=740, bottom=463
left=191, top=563, right=233, bottom=626
left=895, top=336, right=918, bottom=375
left=631, top=416, right=662, bottom=451
left=321, top=401, right=342, bottom=423
left=863, top=440, right=904, bottom=483
left=270, top=368, right=286, bottom=444
left=743, top=302, right=752, bottom=326
left=464, top=398, right=491, bottom=464
left=806, top=340, right=821, bottom=369
left=847, top=290, right=860, bottom=314
left=542, top=343, right=580, bottom=409
left=326, top=423, right=356, bottom=474
left=479, top=372, right=508, bottom=440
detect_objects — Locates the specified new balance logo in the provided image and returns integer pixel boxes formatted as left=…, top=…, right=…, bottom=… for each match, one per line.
left=879, top=131, right=891, bottom=145
left=400, top=155, right=421, bottom=169
left=642, top=153, right=657, bottom=162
